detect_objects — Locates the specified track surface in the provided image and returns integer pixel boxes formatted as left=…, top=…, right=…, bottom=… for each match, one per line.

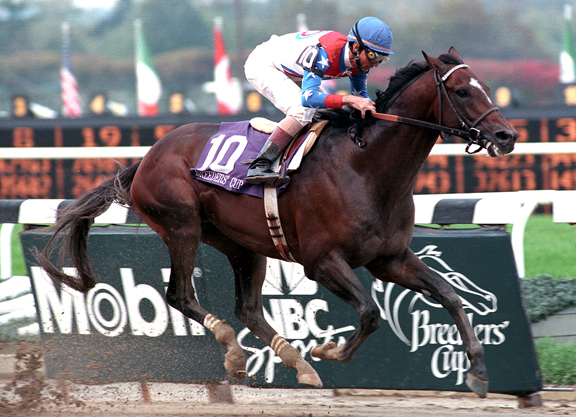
left=2, top=381, right=576, bottom=417
left=1, top=344, right=575, bottom=416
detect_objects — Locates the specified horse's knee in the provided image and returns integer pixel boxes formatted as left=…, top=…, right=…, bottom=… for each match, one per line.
left=436, top=286, right=463, bottom=313
left=361, top=303, right=381, bottom=333
left=233, top=304, right=243, bottom=322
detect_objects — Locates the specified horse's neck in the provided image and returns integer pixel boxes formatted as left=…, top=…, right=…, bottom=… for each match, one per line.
left=366, top=73, right=440, bottom=196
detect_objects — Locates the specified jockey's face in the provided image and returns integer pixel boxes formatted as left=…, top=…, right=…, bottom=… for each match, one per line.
left=351, top=42, right=383, bottom=72
left=361, top=50, right=382, bottom=69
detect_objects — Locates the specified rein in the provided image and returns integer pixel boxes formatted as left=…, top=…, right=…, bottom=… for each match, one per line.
left=370, top=112, right=477, bottom=141
left=370, top=63, right=500, bottom=154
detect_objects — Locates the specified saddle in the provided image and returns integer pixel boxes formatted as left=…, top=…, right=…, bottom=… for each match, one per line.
left=249, top=117, right=329, bottom=165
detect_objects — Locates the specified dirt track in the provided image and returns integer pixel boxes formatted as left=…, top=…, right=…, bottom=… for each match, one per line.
left=1, top=343, right=575, bottom=417
left=2, top=381, right=576, bottom=417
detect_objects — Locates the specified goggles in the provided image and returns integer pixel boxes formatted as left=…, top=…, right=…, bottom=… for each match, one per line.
left=365, top=49, right=390, bottom=64
left=351, top=23, right=390, bottom=64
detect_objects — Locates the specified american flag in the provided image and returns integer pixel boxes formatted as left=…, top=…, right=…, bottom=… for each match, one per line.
left=61, top=22, right=82, bottom=118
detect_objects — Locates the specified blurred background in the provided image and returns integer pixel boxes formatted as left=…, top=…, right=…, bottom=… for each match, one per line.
left=0, top=0, right=573, bottom=118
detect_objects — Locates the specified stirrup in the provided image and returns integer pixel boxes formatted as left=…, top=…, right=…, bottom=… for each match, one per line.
left=246, top=168, right=290, bottom=186
left=246, top=169, right=278, bottom=184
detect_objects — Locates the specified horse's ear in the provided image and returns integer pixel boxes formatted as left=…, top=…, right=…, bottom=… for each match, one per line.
left=422, top=51, right=447, bottom=74
left=448, top=46, right=462, bottom=61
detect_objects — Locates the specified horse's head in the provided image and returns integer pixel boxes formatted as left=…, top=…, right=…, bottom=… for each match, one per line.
left=423, top=47, right=518, bottom=157
left=414, top=246, right=497, bottom=316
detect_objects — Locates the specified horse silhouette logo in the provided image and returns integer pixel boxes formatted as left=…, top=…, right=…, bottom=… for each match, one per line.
left=371, top=245, right=497, bottom=346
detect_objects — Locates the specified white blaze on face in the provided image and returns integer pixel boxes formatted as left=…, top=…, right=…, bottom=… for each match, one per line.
left=469, top=78, right=493, bottom=104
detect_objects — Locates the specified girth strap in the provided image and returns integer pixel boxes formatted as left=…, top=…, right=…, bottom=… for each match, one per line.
left=262, top=120, right=329, bottom=263
left=264, top=184, right=296, bottom=262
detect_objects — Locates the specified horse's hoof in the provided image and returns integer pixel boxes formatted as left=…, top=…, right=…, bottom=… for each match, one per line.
left=225, top=350, right=247, bottom=379
left=297, top=371, right=323, bottom=388
left=311, top=342, right=338, bottom=361
left=225, top=363, right=247, bottom=380
left=466, top=373, right=488, bottom=398
left=231, top=369, right=248, bottom=380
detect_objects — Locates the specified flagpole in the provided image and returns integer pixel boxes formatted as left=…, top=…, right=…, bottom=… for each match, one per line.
left=560, top=4, right=576, bottom=84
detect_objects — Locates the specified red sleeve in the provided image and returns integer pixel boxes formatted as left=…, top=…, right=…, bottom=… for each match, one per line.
left=324, top=94, right=343, bottom=109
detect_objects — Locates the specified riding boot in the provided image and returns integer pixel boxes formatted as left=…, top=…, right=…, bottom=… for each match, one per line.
left=245, top=139, right=286, bottom=184
left=246, top=126, right=294, bottom=185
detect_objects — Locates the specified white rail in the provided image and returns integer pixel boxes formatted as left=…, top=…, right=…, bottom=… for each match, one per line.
left=430, top=142, right=576, bottom=156
left=0, top=141, right=575, bottom=159
left=0, top=146, right=150, bottom=159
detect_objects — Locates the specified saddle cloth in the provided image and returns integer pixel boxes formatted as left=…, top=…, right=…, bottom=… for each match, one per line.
left=190, top=119, right=325, bottom=198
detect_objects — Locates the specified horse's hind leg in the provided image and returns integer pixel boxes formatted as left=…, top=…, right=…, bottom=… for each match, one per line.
left=163, top=227, right=246, bottom=379
left=202, top=225, right=322, bottom=387
left=367, top=249, right=488, bottom=398
left=133, top=202, right=246, bottom=379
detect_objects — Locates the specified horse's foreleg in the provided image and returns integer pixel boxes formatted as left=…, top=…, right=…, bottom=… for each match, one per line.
left=225, top=248, right=322, bottom=387
left=367, top=250, right=488, bottom=398
left=306, top=252, right=381, bottom=363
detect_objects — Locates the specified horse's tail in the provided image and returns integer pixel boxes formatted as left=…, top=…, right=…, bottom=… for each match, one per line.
left=35, top=162, right=141, bottom=293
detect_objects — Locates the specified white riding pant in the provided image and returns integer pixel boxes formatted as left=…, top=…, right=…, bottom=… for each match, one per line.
left=244, top=45, right=315, bottom=126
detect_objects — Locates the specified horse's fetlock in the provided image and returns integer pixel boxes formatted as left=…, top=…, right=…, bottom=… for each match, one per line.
left=281, top=349, right=302, bottom=369
left=165, top=293, right=181, bottom=310
left=213, top=322, right=236, bottom=345
left=468, top=342, right=484, bottom=361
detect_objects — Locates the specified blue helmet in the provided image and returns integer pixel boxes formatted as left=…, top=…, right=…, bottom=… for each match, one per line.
left=347, top=17, right=394, bottom=55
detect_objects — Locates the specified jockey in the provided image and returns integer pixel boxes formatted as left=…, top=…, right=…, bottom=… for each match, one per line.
left=244, top=16, right=394, bottom=184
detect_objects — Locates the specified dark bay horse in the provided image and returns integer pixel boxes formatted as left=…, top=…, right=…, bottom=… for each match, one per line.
left=38, top=48, right=517, bottom=398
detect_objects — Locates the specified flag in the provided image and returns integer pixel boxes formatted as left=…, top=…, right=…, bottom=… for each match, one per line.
left=61, top=22, right=82, bottom=118
left=560, top=4, right=576, bottom=84
left=212, top=17, right=242, bottom=115
left=134, top=19, right=162, bottom=116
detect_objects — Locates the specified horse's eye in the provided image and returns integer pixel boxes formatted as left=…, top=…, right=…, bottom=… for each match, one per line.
left=455, top=89, right=470, bottom=99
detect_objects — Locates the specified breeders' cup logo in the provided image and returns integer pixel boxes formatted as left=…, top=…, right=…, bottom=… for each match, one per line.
left=239, top=259, right=355, bottom=383
left=372, top=245, right=509, bottom=385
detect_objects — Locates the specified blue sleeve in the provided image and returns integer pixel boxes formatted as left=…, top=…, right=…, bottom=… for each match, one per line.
left=301, top=48, right=331, bottom=108
left=349, top=72, right=370, bottom=98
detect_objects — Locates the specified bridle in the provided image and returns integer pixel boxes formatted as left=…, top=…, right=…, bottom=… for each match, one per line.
left=370, top=63, right=501, bottom=154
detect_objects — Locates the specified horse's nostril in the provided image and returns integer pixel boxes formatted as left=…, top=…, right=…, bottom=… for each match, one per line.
left=495, top=129, right=518, bottom=143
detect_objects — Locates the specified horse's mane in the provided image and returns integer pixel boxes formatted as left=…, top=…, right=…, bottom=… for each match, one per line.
left=313, top=53, right=463, bottom=130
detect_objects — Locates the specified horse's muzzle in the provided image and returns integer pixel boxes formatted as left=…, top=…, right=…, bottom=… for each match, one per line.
left=482, top=128, right=518, bottom=157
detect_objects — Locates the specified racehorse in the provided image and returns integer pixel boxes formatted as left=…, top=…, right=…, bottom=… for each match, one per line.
left=37, top=48, right=517, bottom=398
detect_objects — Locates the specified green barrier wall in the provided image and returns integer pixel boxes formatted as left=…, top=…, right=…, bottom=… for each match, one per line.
left=22, top=225, right=541, bottom=395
